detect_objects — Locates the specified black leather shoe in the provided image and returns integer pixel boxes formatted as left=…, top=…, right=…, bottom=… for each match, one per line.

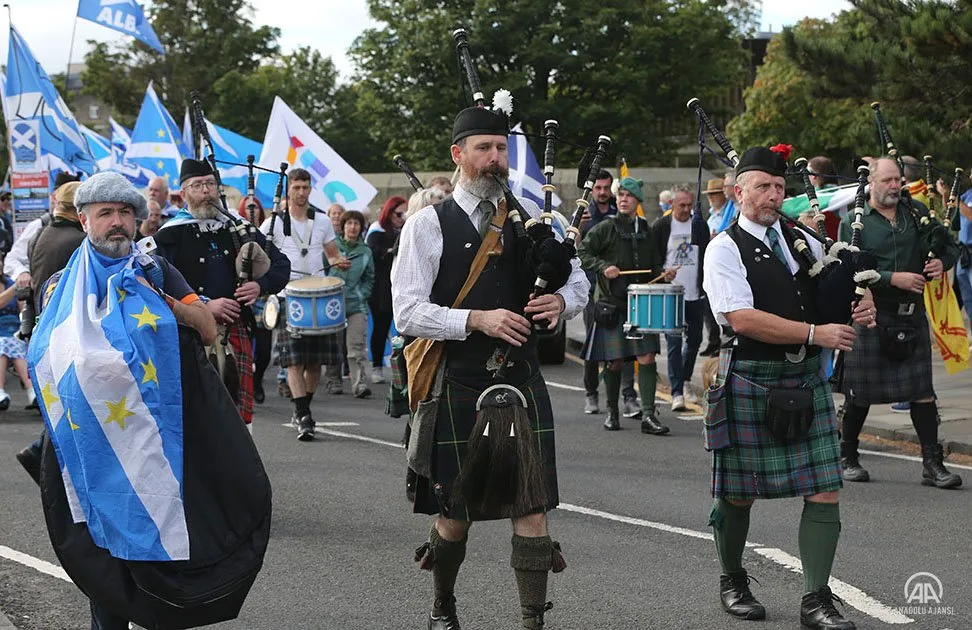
left=840, top=441, right=869, bottom=482
left=428, top=597, right=461, bottom=630
left=800, top=586, right=855, bottom=629
left=253, top=382, right=265, bottom=405
left=920, top=443, right=962, bottom=489
left=16, top=444, right=41, bottom=486
left=720, top=571, right=766, bottom=620
left=603, top=410, right=620, bottom=431
left=640, top=412, right=670, bottom=435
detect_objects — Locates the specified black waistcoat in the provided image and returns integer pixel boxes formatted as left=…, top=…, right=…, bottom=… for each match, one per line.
left=727, top=223, right=820, bottom=361
left=153, top=222, right=239, bottom=299
left=429, top=198, right=536, bottom=371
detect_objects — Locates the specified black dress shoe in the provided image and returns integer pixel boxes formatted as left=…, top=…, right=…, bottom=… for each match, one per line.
left=640, top=412, right=670, bottom=435
left=16, top=444, right=41, bottom=486
left=253, top=382, right=265, bottom=405
left=603, top=410, right=620, bottom=431
left=800, top=586, right=855, bottom=629
left=428, top=597, right=461, bottom=630
left=720, top=571, right=766, bottom=620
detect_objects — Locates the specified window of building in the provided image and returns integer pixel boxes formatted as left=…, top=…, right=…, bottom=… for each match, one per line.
left=88, top=104, right=100, bottom=120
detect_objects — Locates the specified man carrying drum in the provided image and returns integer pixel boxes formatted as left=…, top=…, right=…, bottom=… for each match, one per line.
left=578, top=177, right=676, bottom=434
left=259, top=168, right=350, bottom=441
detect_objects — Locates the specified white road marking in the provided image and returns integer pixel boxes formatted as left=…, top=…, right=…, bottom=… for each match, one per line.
left=0, top=545, right=70, bottom=583
left=860, top=448, right=972, bottom=471
left=544, top=380, right=585, bottom=392
left=317, top=429, right=403, bottom=449
left=278, top=421, right=360, bottom=428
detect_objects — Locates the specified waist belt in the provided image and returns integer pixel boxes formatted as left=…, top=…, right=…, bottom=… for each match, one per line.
left=875, top=298, right=921, bottom=317
left=732, top=344, right=821, bottom=363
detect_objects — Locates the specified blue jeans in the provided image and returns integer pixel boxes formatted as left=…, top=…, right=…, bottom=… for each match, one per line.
left=956, top=259, right=972, bottom=321
left=90, top=600, right=128, bottom=630
left=665, top=299, right=704, bottom=396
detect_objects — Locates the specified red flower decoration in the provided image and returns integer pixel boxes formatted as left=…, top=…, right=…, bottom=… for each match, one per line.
left=769, top=143, right=793, bottom=161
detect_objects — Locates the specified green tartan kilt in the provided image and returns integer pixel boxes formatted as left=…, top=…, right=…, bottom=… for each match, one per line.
left=581, top=318, right=660, bottom=362
left=413, top=364, right=558, bottom=521
left=712, top=354, right=843, bottom=500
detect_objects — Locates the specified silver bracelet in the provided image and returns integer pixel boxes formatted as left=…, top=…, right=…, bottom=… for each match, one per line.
left=807, top=324, right=815, bottom=346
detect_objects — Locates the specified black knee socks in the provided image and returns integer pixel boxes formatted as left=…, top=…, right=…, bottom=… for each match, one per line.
left=430, top=526, right=467, bottom=615
left=840, top=400, right=869, bottom=443
left=910, top=401, right=940, bottom=445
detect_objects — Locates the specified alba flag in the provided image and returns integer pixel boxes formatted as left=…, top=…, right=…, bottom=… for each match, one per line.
left=257, top=97, right=376, bottom=211
left=924, top=275, right=970, bottom=374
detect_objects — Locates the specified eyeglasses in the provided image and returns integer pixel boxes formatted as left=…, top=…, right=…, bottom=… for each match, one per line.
left=186, top=181, right=217, bottom=191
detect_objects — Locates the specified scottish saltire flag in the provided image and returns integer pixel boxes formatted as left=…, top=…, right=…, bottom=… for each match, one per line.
left=126, top=84, right=189, bottom=186
left=27, top=240, right=187, bottom=561
left=206, top=121, right=268, bottom=204
left=508, top=123, right=561, bottom=210
left=182, top=108, right=195, bottom=158
left=77, top=0, right=164, bottom=54
left=80, top=125, right=112, bottom=172
left=258, top=96, right=377, bottom=210
left=4, top=26, right=95, bottom=174
left=108, top=117, right=150, bottom=186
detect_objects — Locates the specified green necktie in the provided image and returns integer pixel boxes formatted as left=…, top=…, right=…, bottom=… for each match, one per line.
left=477, top=200, right=495, bottom=240
left=765, top=227, right=790, bottom=268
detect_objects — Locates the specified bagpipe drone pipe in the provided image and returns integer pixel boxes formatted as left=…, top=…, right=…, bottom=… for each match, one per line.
left=39, top=327, right=271, bottom=630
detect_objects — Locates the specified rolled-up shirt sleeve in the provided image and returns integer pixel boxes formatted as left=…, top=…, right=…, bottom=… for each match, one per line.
left=702, top=233, right=753, bottom=326
left=391, top=206, right=471, bottom=340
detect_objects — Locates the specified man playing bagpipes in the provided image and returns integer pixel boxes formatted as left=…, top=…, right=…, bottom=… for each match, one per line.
left=703, top=147, right=877, bottom=630
left=392, top=102, right=588, bottom=629
left=153, top=159, right=290, bottom=431
left=26, top=173, right=270, bottom=629
left=837, top=157, right=963, bottom=489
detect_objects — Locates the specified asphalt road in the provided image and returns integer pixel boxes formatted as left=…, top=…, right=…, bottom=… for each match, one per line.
left=1, top=359, right=969, bottom=630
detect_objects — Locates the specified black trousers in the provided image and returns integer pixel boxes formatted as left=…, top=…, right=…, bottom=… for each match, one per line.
left=253, top=327, right=272, bottom=384
left=370, top=307, right=394, bottom=368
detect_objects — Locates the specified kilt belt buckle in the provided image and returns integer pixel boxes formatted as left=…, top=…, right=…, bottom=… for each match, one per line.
left=784, top=344, right=807, bottom=364
left=897, top=302, right=915, bottom=316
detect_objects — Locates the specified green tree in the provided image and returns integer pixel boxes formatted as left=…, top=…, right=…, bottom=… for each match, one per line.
left=350, top=0, right=748, bottom=170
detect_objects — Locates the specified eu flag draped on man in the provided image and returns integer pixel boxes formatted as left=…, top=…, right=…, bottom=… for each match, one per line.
left=27, top=234, right=188, bottom=561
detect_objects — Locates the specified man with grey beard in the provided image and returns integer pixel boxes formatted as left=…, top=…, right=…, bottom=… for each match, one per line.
left=154, top=159, right=289, bottom=431
left=392, top=103, right=588, bottom=630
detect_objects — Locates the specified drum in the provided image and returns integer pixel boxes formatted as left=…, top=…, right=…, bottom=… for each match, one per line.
left=624, top=283, right=684, bottom=337
left=284, top=276, right=346, bottom=336
left=262, top=295, right=281, bottom=330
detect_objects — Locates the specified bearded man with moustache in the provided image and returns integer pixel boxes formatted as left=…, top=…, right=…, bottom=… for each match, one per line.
left=392, top=104, right=589, bottom=630
left=153, top=159, right=289, bottom=431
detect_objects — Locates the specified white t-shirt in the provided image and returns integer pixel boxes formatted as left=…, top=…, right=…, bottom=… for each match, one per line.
left=665, top=216, right=700, bottom=301
left=259, top=211, right=336, bottom=280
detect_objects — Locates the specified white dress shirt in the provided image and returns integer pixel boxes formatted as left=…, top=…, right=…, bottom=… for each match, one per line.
left=392, top=182, right=589, bottom=340
left=703, top=213, right=824, bottom=326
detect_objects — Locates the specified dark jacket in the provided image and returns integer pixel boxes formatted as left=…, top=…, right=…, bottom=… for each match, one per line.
left=650, top=212, right=710, bottom=297
left=577, top=213, right=663, bottom=307
left=366, top=227, right=399, bottom=313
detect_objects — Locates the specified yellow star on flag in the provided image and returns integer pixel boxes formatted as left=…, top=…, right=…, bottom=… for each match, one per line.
left=156, top=128, right=166, bottom=138
left=131, top=305, right=162, bottom=331
left=105, top=397, right=134, bottom=430
left=156, top=160, right=164, bottom=170
left=141, top=359, right=159, bottom=386
left=68, top=409, right=79, bottom=431
left=41, top=383, right=59, bottom=409
left=116, top=287, right=126, bottom=303
left=163, top=173, right=171, bottom=183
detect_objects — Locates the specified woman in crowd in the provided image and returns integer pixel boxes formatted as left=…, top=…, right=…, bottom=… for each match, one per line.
left=365, top=195, right=406, bottom=384
left=330, top=210, right=375, bottom=397
left=0, top=259, right=33, bottom=410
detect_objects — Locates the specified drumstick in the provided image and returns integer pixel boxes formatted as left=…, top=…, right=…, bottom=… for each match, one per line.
left=617, top=269, right=654, bottom=276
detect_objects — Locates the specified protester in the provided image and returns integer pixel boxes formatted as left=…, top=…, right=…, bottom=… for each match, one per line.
left=0, top=263, right=32, bottom=411
left=329, top=210, right=374, bottom=397
left=366, top=195, right=407, bottom=384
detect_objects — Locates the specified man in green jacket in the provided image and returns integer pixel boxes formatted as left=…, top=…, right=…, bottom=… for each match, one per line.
left=578, top=177, right=676, bottom=433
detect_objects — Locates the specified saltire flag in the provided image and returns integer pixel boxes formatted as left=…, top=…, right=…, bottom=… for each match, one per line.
left=27, top=238, right=188, bottom=560
left=182, top=108, right=195, bottom=159
left=924, top=275, right=970, bottom=374
left=205, top=121, right=268, bottom=206
left=508, top=123, right=561, bottom=210
left=77, top=0, right=165, bottom=54
left=257, top=96, right=376, bottom=211
left=80, top=124, right=112, bottom=172
left=618, top=158, right=644, bottom=218
left=4, top=25, right=95, bottom=175
left=108, top=117, right=150, bottom=186
left=125, top=84, right=189, bottom=187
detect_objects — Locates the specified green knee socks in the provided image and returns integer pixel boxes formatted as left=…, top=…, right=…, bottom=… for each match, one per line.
left=799, top=501, right=841, bottom=592
left=603, top=368, right=621, bottom=412
left=511, top=534, right=553, bottom=629
left=708, top=499, right=751, bottom=575
left=430, top=525, right=467, bottom=615
left=638, top=362, right=658, bottom=413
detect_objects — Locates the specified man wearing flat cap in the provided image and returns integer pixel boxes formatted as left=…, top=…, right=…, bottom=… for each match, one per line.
left=392, top=99, right=588, bottom=630
left=702, top=146, right=875, bottom=630
left=154, top=159, right=289, bottom=431
left=579, top=176, right=675, bottom=434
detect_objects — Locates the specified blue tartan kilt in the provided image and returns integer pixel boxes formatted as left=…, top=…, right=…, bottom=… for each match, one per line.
left=413, top=361, right=558, bottom=522
left=712, top=354, right=843, bottom=500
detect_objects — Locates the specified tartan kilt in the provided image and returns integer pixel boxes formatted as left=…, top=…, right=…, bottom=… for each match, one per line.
left=275, top=327, right=342, bottom=368
left=838, top=319, right=934, bottom=405
left=413, top=364, right=558, bottom=522
left=225, top=322, right=254, bottom=425
left=712, top=354, right=842, bottom=500
left=581, top=318, right=660, bottom=362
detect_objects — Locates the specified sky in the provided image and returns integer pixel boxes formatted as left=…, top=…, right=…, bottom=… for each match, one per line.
left=1, top=0, right=850, bottom=82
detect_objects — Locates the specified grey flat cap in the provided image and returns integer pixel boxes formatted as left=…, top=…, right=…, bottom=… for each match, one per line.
left=74, top=172, right=148, bottom=220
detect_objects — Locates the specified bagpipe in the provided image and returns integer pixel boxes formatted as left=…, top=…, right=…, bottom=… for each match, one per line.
left=40, top=327, right=271, bottom=629
left=687, top=97, right=879, bottom=326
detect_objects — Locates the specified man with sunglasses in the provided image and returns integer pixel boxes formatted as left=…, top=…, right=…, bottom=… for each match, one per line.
left=154, top=159, right=290, bottom=433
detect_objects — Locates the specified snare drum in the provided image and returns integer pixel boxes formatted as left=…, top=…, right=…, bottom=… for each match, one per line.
left=284, top=276, right=346, bottom=336
left=624, top=284, right=685, bottom=337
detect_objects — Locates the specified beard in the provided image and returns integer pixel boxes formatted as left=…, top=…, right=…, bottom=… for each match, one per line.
left=90, top=228, right=133, bottom=258
left=188, top=200, right=220, bottom=220
left=460, top=162, right=509, bottom=199
left=874, top=189, right=900, bottom=208
left=749, top=205, right=780, bottom=227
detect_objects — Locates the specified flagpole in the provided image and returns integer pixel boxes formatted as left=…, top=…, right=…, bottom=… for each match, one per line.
left=64, top=2, right=81, bottom=97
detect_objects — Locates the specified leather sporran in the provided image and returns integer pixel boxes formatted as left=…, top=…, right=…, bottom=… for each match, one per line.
left=765, top=387, right=814, bottom=444
left=593, top=298, right=620, bottom=328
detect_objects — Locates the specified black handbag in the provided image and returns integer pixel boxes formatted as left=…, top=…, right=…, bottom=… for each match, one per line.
left=593, top=298, right=620, bottom=328
left=765, top=387, right=814, bottom=444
